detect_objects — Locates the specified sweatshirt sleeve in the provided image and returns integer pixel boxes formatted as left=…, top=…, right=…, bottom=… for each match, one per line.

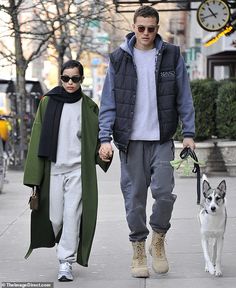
left=176, top=55, right=195, bottom=138
left=98, top=61, right=116, bottom=143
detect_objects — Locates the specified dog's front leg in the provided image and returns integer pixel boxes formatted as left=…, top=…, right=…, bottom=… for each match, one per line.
left=201, top=237, right=215, bottom=275
left=214, top=237, right=224, bottom=277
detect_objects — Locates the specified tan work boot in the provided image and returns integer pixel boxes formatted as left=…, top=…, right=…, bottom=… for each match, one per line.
left=131, top=241, right=149, bottom=278
left=149, top=231, right=169, bottom=274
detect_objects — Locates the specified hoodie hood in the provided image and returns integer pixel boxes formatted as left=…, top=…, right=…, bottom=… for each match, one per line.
left=120, top=32, right=164, bottom=56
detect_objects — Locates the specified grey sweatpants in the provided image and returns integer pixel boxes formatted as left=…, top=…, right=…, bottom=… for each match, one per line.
left=120, top=140, right=176, bottom=242
left=49, top=168, right=82, bottom=263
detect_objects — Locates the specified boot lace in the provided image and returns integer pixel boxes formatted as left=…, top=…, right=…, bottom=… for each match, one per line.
left=136, top=242, right=146, bottom=265
left=153, top=234, right=166, bottom=258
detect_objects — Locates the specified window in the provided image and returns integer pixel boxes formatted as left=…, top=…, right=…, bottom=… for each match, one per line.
left=214, top=65, right=230, bottom=80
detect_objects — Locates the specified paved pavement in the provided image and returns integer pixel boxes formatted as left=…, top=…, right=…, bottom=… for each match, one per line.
left=0, top=151, right=236, bottom=288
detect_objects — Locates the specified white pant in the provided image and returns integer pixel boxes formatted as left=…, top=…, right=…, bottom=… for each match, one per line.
left=49, top=168, right=82, bottom=263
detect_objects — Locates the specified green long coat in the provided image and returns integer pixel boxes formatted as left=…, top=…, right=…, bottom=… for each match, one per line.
left=23, top=94, right=109, bottom=267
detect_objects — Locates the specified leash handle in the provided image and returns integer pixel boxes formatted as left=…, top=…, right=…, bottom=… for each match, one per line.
left=180, top=147, right=201, bottom=205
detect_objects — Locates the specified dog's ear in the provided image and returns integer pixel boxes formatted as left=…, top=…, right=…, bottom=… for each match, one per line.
left=202, top=180, right=211, bottom=197
left=217, top=180, right=226, bottom=196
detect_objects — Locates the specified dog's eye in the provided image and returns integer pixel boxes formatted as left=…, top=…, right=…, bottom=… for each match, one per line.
left=207, top=196, right=212, bottom=201
left=216, top=196, right=221, bottom=201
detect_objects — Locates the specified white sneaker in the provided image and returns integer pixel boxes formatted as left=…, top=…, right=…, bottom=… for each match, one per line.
left=58, top=262, right=73, bottom=282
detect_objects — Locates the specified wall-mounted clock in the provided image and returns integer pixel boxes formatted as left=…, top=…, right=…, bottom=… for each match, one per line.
left=197, top=0, right=231, bottom=32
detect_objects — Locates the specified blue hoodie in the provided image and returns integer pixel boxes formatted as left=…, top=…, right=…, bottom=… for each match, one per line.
left=99, top=32, right=195, bottom=145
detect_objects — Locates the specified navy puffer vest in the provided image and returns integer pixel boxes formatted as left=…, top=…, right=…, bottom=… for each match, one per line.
left=110, top=42, right=180, bottom=152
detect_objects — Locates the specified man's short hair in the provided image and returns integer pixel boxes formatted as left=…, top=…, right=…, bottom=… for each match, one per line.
left=133, top=6, right=159, bottom=24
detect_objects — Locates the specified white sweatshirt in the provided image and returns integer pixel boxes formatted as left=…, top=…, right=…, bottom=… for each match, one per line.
left=50, top=100, right=82, bottom=175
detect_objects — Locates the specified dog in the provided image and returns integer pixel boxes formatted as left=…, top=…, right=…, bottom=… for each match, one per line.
left=198, top=174, right=227, bottom=277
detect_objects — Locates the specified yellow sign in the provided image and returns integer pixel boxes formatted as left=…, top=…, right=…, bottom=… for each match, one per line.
left=204, top=26, right=234, bottom=47
left=0, top=120, right=10, bottom=142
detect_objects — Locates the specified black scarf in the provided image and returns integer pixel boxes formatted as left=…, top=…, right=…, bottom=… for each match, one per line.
left=38, top=86, right=82, bottom=162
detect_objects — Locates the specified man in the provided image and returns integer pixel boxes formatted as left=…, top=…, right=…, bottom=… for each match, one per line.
left=98, top=6, right=195, bottom=278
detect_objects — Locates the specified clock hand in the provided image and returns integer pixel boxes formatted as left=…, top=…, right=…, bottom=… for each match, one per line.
left=208, top=7, right=217, bottom=18
left=201, top=13, right=218, bottom=20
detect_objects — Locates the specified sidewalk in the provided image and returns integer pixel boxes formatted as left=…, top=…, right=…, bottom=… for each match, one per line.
left=0, top=151, right=235, bottom=288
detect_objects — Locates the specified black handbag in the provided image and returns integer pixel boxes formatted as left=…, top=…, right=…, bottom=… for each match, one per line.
left=29, top=186, right=40, bottom=211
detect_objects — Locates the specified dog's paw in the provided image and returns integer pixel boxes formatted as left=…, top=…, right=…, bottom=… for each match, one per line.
left=215, top=268, right=223, bottom=277
left=205, top=263, right=215, bottom=275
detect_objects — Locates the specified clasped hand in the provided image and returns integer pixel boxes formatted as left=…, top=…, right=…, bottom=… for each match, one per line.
left=99, top=143, right=113, bottom=162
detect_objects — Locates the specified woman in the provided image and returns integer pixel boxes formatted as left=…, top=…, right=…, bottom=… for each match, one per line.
left=24, top=60, right=111, bottom=282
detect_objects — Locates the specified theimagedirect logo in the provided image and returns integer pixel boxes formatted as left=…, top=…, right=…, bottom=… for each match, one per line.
left=2, top=283, right=53, bottom=288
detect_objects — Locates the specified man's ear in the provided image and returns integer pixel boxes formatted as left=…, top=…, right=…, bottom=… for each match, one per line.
left=132, top=23, right=135, bottom=32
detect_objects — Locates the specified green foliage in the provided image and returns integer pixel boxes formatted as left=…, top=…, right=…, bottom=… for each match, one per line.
left=174, top=79, right=218, bottom=141
left=216, top=81, right=236, bottom=140
left=170, top=157, right=205, bottom=176
left=191, top=79, right=218, bottom=140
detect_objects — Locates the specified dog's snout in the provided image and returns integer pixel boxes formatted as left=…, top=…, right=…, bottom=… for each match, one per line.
left=211, top=206, right=216, bottom=212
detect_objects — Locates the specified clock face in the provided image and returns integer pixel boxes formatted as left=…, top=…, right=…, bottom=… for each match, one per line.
left=197, top=0, right=231, bottom=31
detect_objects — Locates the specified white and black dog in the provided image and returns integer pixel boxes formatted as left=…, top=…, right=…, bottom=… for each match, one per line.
left=199, top=174, right=227, bottom=277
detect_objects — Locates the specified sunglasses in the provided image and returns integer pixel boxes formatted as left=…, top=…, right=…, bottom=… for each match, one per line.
left=137, top=26, right=156, bottom=33
left=61, top=75, right=82, bottom=83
